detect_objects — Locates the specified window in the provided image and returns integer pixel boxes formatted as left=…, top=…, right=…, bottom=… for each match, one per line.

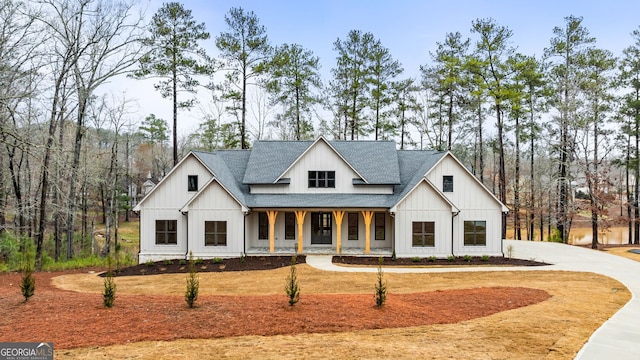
left=188, top=175, right=198, bottom=192
left=412, top=222, right=435, bottom=247
left=258, top=212, right=268, bottom=240
left=205, top=221, right=227, bottom=246
left=348, top=213, right=359, bottom=240
left=285, top=212, right=296, bottom=240
left=375, top=213, right=385, bottom=240
left=155, top=220, right=177, bottom=245
left=443, top=175, right=453, bottom=192
left=308, top=171, right=335, bottom=188
left=464, top=221, right=486, bottom=246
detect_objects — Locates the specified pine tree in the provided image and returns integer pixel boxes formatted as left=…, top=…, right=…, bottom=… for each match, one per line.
left=374, top=257, right=387, bottom=307
left=284, top=256, right=300, bottom=306
left=103, top=256, right=116, bottom=308
left=20, top=250, right=35, bottom=302
left=185, top=252, right=199, bottom=308
left=133, top=2, right=212, bottom=165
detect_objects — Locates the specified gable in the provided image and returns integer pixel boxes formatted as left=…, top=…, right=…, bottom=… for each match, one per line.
left=426, top=154, right=507, bottom=211
left=393, top=179, right=458, bottom=213
left=184, top=180, right=243, bottom=211
left=134, top=154, right=213, bottom=210
left=281, top=139, right=362, bottom=193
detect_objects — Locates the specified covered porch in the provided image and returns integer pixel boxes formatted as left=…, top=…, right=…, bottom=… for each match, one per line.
left=245, top=208, right=394, bottom=255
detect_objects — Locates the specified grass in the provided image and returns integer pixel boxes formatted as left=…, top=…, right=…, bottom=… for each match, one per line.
left=1, top=220, right=140, bottom=273
left=53, top=266, right=630, bottom=360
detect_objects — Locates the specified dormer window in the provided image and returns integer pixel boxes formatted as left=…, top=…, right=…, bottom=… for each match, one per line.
left=308, top=171, right=335, bottom=188
left=188, top=175, right=198, bottom=192
left=443, top=175, right=453, bottom=192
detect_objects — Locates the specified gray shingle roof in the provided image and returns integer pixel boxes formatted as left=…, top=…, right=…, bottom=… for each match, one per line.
left=192, top=140, right=447, bottom=210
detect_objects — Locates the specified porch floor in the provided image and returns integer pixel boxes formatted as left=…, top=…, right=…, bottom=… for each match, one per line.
left=245, top=247, right=392, bottom=256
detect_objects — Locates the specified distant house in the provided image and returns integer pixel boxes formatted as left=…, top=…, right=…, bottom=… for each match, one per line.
left=133, top=136, right=508, bottom=263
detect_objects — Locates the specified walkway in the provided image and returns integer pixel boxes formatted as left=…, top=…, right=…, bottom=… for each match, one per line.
left=306, top=240, right=640, bottom=360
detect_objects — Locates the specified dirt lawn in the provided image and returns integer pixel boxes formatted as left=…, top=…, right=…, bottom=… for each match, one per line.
left=0, top=262, right=630, bottom=360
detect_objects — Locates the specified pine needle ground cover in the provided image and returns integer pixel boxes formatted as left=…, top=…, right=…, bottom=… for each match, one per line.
left=0, top=263, right=630, bottom=359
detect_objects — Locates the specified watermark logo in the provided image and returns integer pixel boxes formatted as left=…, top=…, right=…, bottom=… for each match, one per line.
left=0, top=342, right=53, bottom=360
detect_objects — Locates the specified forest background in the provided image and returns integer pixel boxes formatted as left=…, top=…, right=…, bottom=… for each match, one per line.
left=2, top=0, right=640, bottom=269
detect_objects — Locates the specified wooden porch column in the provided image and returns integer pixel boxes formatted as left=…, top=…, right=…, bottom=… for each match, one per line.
left=295, top=210, right=307, bottom=253
left=267, top=210, right=278, bottom=253
left=332, top=210, right=345, bottom=254
left=361, top=211, right=374, bottom=254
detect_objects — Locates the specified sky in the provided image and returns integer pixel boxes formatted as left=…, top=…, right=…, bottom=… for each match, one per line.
left=114, top=0, right=640, bottom=137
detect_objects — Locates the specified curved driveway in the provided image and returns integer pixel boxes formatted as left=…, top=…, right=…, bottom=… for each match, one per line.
left=306, top=240, right=640, bottom=360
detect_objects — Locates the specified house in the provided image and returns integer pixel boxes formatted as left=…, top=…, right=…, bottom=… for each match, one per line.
left=133, top=136, right=508, bottom=263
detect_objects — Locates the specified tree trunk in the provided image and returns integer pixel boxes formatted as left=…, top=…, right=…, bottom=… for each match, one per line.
left=65, top=96, right=89, bottom=260
left=477, top=101, right=484, bottom=184
left=36, top=63, right=70, bottom=269
left=529, top=110, right=535, bottom=241
left=514, top=113, right=521, bottom=241
left=627, top=139, right=633, bottom=244
left=496, top=105, right=507, bottom=240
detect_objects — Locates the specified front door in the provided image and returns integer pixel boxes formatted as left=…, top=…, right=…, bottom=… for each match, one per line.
left=311, top=212, right=332, bottom=245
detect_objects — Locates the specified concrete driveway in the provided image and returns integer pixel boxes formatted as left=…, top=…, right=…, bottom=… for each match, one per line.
left=306, top=240, right=640, bottom=359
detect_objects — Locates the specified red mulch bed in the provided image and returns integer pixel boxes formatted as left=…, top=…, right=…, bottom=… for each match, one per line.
left=0, top=270, right=550, bottom=350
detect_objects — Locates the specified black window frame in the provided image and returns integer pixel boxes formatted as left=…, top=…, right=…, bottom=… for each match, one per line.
left=443, top=175, right=453, bottom=192
left=464, top=220, right=487, bottom=246
left=258, top=212, right=268, bottom=240
left=188, top=175, right=198, bottom=192
left=348, top=213, right=359, bottom=240
left=375, top=213, right=385, bottom=240
left=204, top=221, right=227, bottom=246
left=308, top=171, right=336, bottom=188
left=155, top=220, right=177, bottom=245
left=284, top=212, right=296, bottom=240
left=412, top=221, right=435, bottom=247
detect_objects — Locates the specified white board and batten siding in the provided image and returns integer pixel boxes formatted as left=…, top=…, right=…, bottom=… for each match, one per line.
left=187, top=181, right=245, bottom=258
left=281, top=140, right=393, bottom=194
left=138, top=154, right=213, bottom=262
left=427, top=154, right=504, bottom=256
left=394, top=181, right=454, bottom=258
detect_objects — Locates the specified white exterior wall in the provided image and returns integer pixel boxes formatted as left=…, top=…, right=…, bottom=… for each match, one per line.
left=138, top=210, right=187, bottom=263
left=138, top=155, right=213, bottom=263
left=426, top=154, right=504, bottom=256
left=187, top=181, right=245, bottom=258
left=394, top=182, right=453, bottom=258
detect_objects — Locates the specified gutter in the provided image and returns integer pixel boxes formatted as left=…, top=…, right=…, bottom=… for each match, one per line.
left=181, top=210, right=188, bottom=260
left=451, top=211, right=459, bottom=258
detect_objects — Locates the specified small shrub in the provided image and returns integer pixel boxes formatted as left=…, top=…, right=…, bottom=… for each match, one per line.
left=145, top=260, right=154, bottom=267
left=374, top=257, right=387, bottom=307
left=427, top=256, right=436, bottom=262
left=463, top=255, right=472, bottom=262
left=194, top=257, right=204, bottom=265
left=163, top=259, right=174, bottom=265
left=548, top=228, right=563, bottom=243
left=20, top=251, right=35, bottom=302
left=447, top=255, right=456, bottom=262
left=506, top=245, right=515, bottom=259
left=285, top=256, right=300, bottom=306
left=411, top=256, right=421, bottom=262
left=212, top=257, right=223, bottom=264
left=103, top=257, right=116, bottom=308
left=185, top=252, right=199, bottom=308
left=179, top=259, right=187, bottom=265
left=481, top=255, right=490, bottom=261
